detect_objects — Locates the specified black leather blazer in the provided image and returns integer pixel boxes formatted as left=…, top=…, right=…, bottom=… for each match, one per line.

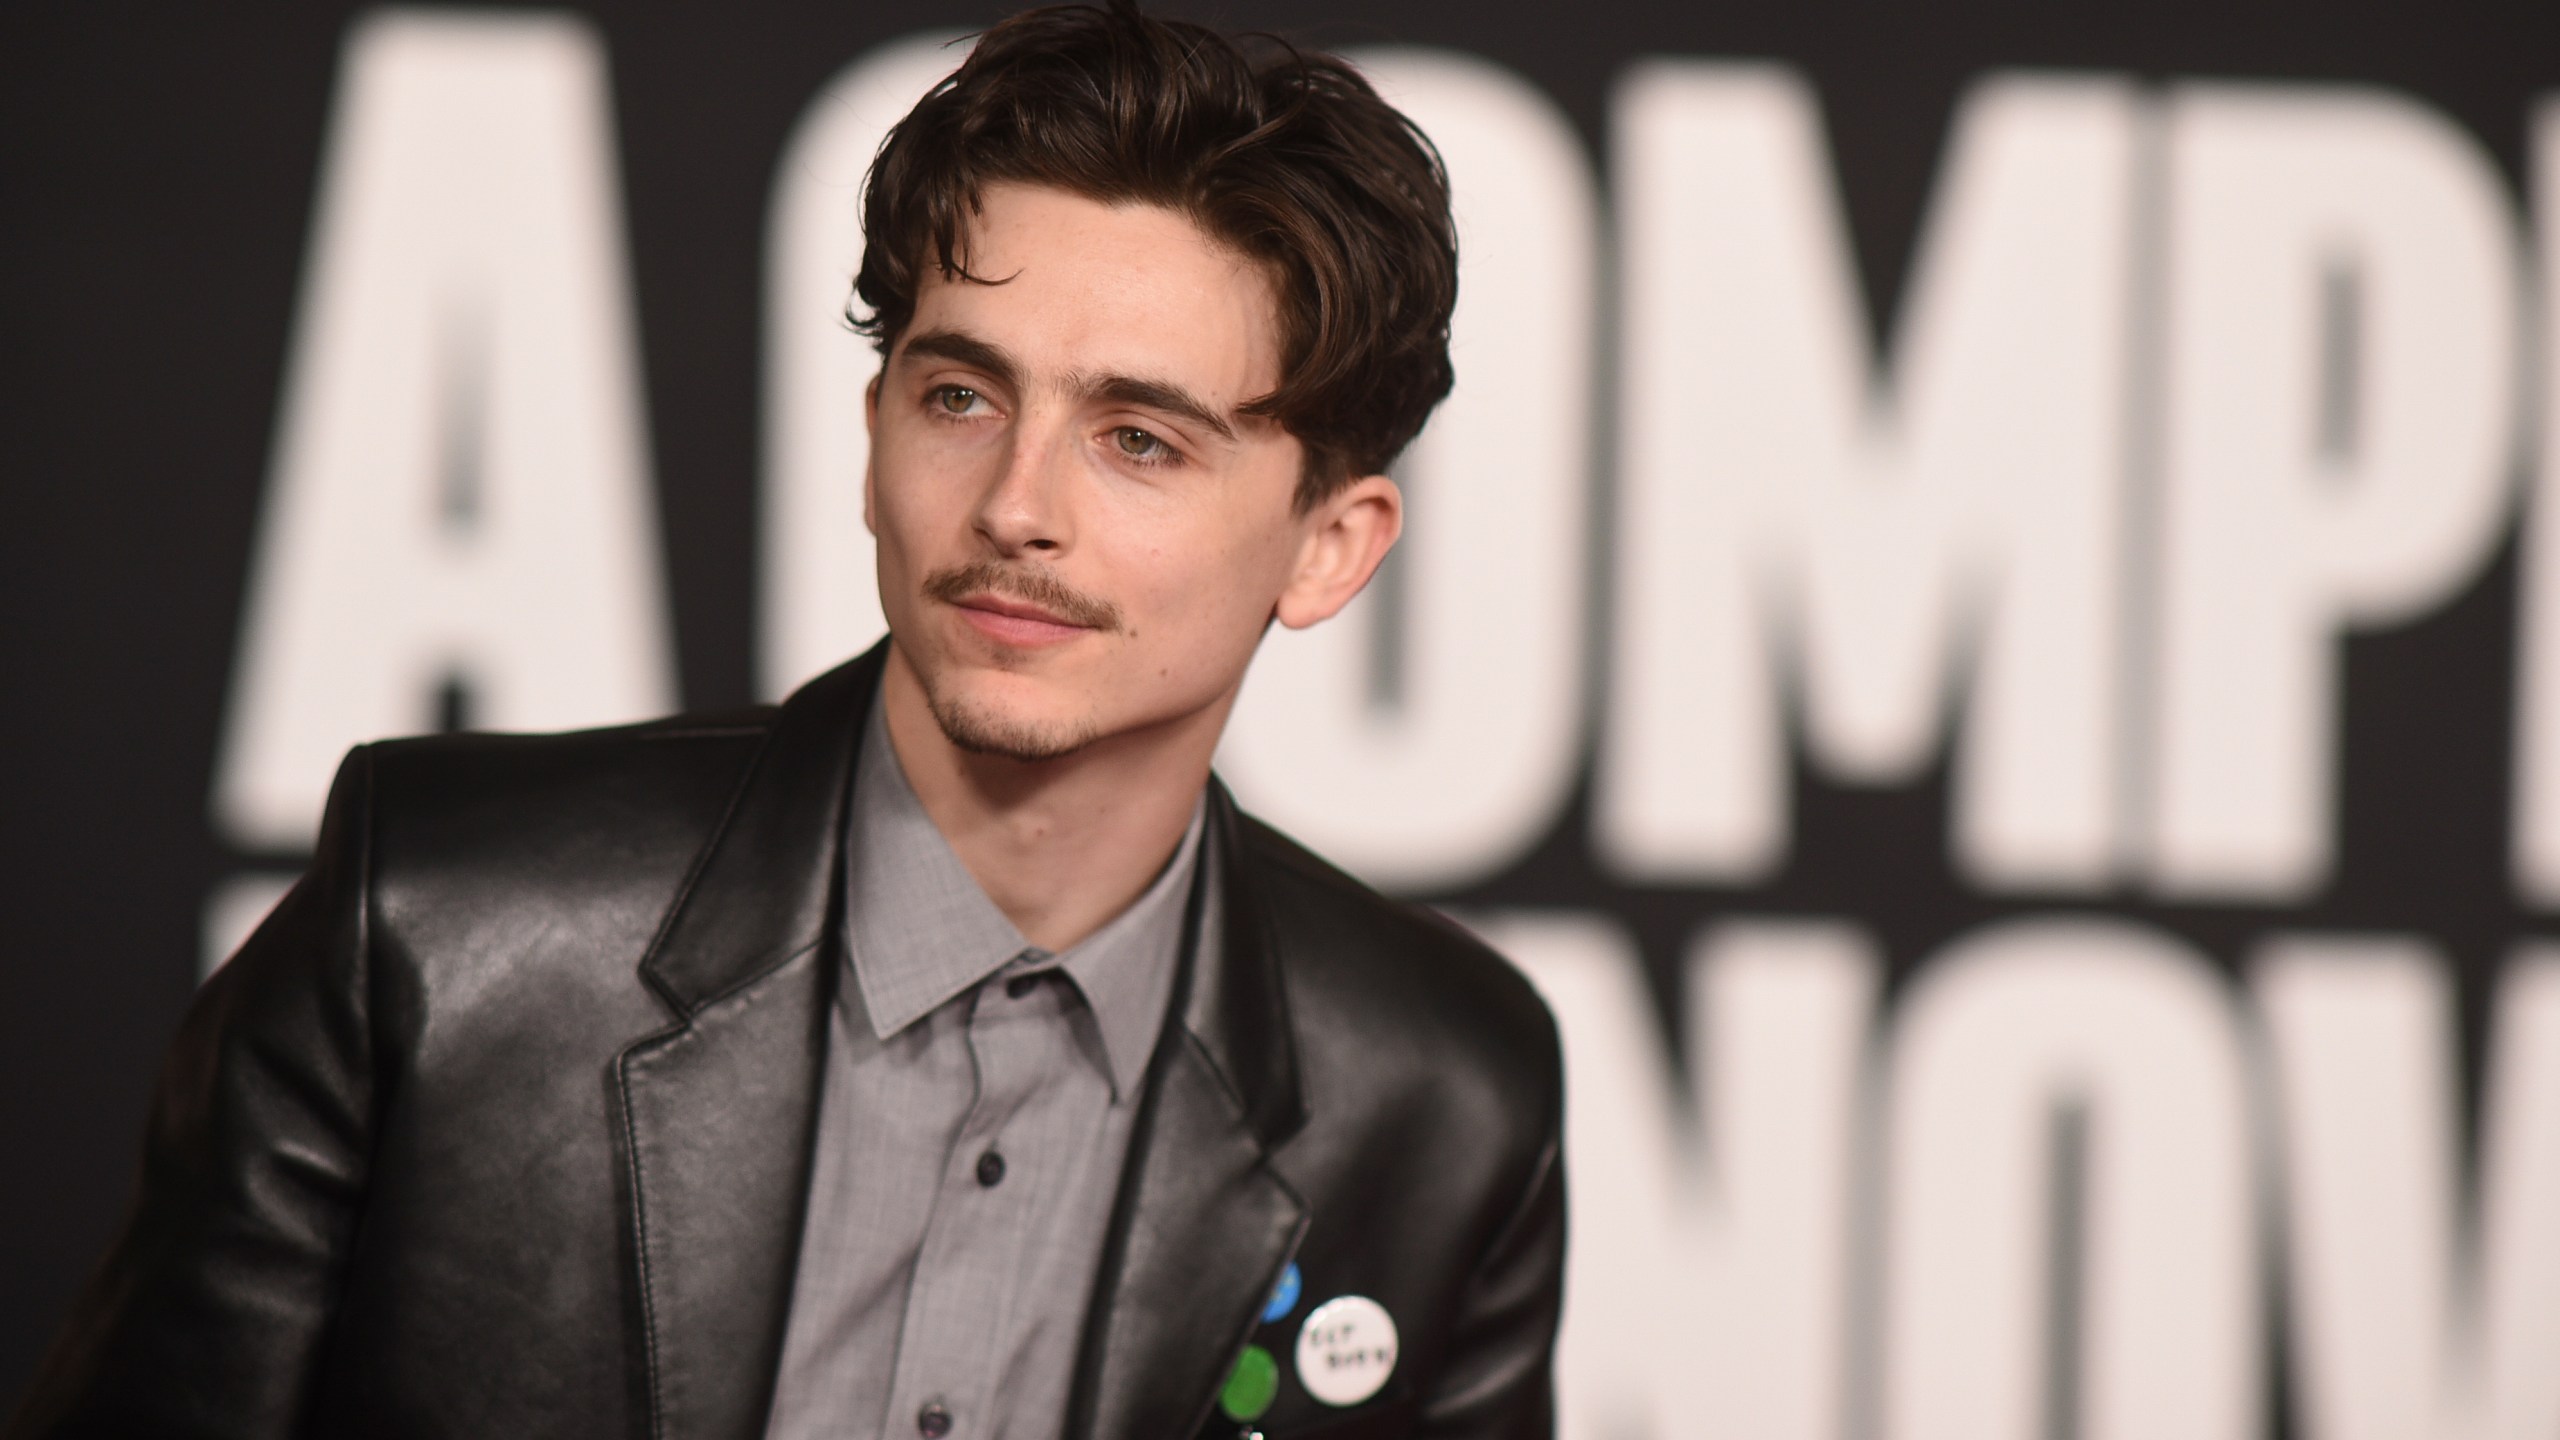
left=9, top=646, right=1564, bottom=1440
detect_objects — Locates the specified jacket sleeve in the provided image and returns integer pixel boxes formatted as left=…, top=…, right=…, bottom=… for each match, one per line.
left=1414, top=1016, right=1568, bottom=1440
left=6, top=748, right=384, bottom=1440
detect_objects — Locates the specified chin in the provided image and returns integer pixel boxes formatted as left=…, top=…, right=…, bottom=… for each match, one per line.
left=926, top=686, right=1101, bottom=762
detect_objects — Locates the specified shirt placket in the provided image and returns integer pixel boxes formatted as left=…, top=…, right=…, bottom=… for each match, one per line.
left=880, top=961, right=1065, bottom=1440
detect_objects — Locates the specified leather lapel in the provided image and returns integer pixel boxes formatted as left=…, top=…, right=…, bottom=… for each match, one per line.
left=617, top=947, right=831, bottom=1440
left=1070, top=784, right=1313, bottom=1440
left=615, top=646, right=882, bottom=1440
left=637, top=647, right=880, bottom=1015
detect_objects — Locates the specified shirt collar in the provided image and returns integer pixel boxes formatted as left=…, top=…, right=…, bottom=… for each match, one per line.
left=1047, top=801, right=1202, bottom=1098
left=844, top=701, right=1201, bottom=1099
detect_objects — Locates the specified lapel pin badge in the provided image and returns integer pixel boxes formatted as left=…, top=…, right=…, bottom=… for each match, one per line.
left=1220, top=1343, right=1280, bottom=1428
left=1261, top=1261, right=1302, bottom=1323
left=1296, top=1294, right=1397, bottom=1407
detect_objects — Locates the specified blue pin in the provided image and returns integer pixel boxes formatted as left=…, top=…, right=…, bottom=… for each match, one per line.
left=1262, top=1262, right=1303, bottom=1323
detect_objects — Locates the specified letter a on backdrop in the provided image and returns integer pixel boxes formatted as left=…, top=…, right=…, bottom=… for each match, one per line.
left=215, top=9, right=675, bottom=848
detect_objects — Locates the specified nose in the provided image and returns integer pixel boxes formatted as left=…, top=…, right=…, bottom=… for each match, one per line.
left=972, top=412, right=1073, bottom=556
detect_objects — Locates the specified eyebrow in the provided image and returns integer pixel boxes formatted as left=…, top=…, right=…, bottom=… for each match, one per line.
left=899, top=327, right=1239, bottom=445
left=900, top=329, right=1021, bottom=390
left=1086, top=374, right=1236, bottom=444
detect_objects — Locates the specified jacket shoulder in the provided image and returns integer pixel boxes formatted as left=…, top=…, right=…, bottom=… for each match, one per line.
left=362, top=707, right=777, bottom=842
left=1234, top=813, right=1562, bottom=1123
left=350, top=709, right=783, bottom=981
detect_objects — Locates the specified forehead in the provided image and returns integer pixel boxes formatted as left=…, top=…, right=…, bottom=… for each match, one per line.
left=906, top=184, right=1286, bottom=405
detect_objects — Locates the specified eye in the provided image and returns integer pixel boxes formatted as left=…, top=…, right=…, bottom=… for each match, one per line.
left=931, top=385, right=983, bottom=416
left=1113, top=426, right=1169, bottom=461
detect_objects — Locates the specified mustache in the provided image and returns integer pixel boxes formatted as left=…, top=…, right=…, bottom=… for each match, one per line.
left=923, top=561, right=1124, bottom=633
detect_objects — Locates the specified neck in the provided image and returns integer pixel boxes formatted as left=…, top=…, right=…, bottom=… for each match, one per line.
left=879, top=643, right=1225, bottom=952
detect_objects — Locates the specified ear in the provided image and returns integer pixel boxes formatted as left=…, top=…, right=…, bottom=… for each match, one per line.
left=862, top=372, right=882, bottom=536
left=1274, top=473, right=1403, bottom=630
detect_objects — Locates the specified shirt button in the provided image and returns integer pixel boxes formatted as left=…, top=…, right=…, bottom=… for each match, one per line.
left=917, top=1401, right=953, bottom=1437
left=976, top=1150, right=1007, bottom=1187
left=1005, top=972, right=1040, bottom=999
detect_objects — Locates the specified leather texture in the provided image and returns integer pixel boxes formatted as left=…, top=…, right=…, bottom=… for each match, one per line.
left=7, top=645, right=1565, bottom=1440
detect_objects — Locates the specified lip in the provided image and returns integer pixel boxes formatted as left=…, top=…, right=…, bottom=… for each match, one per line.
left=952, top=593, right=1092, bottom=647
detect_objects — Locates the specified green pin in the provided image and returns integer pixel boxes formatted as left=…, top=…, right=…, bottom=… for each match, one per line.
left=1219, top=1343, right=1280, bottom=1423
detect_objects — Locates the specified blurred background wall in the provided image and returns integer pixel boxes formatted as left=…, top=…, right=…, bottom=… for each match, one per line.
left=6, top=1, right=2558, bottom=1434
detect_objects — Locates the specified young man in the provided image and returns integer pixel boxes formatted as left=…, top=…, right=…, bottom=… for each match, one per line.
left=8, top=5, right=1563, bottom=1439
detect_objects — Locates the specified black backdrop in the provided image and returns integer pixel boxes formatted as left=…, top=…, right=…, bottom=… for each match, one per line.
left=7, top=1, right=2558, bottom=1431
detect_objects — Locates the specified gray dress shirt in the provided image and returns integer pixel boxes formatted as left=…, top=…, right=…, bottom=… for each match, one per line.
left=763, top=705, right=1204, bottom=1440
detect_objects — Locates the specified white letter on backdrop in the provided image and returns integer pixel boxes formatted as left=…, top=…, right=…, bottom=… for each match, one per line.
left=2255, top=938, right=2560, bottom=1440
left=1599, top=67, right=2137, bottom=889
left=214, top=10, right=674, bottom=847
left=2511, top=99, right=2560, bottom=902
left=1879, top=919, right=2259, bottom=1440
left=2151, top=86, right=2522, bottom=898
left=1217, top=51, right=1594, bottom=891
left=1471, top=911, right=1876, bottom=1440
left=759, top=33, right=962, bottom=699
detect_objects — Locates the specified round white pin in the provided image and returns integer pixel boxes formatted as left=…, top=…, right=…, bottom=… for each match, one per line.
left=1295, top=1294, right=1398, bottom=1406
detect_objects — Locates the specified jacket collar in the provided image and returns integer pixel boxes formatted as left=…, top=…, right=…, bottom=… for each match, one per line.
left=1065, top=779, right=1312, bottom=1440
left=636, top=646, right=879, bottom=1017
left=613, top=647, right=878, bottom=1440
left=619, top=643, right=1310, bottom=1440
left=1183, top=779, right=1310, bottom=1149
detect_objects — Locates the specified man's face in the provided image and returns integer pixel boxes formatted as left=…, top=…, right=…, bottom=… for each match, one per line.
left=866, top=183, right=1350, bottom=761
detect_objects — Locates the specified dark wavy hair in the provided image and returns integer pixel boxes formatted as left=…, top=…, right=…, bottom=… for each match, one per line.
left=852, top=0, right=1458, bottom=506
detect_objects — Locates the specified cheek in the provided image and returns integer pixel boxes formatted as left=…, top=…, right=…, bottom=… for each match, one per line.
left=1120, top=516, right=1298, bottom=654
left=870, top=424, right=977, bottom=548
